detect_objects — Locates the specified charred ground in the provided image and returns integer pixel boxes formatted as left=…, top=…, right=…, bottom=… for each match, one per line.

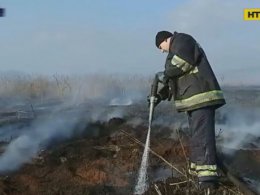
left=0, top=78, right=259, bottom=194
left=0, top=111, right=257, bottom=195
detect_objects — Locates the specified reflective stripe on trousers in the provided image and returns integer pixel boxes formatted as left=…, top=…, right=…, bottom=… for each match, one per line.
left=196, top=164, right=218, bottom=177
left=189, top=162, right=218, bottom=177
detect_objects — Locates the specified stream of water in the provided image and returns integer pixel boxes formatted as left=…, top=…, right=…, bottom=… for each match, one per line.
left=134, top=126, right=151, bottom=194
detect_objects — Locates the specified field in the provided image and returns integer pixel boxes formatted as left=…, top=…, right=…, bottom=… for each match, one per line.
left=0, top=73, right=259, bottom=194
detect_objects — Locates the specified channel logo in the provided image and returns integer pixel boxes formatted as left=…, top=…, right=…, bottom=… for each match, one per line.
left=0, top=7, right=5, bottom=17
left=244, top=8, right=260, bottom=20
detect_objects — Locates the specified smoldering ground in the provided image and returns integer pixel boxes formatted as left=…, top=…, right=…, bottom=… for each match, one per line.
left=0, top=111, right=81, bottom=172
left=217, top=106, right=260, bottom=151
left=0, top=74, right=259, bottom=175
left=0, top=74, right=149, bottom=173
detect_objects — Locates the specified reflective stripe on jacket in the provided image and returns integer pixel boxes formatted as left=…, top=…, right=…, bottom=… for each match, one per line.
left=163, top=32, right=226, bottom=112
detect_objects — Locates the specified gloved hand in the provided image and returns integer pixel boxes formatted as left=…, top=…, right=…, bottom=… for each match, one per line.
left=147, top=94, right=161, bottom=108
left=156, top=71, right=169, bottom=85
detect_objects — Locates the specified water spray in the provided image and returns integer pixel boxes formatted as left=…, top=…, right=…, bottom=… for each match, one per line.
left=134, top=73, right=160, bottom=194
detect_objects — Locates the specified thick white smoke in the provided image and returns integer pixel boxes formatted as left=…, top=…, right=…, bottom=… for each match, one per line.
left=0, top=74, right=148, bottom=173
left=0, top=110, right=81, bottom=172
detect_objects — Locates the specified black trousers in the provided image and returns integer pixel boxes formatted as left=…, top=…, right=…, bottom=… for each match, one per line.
left=187, top=107, right=217, bottom=166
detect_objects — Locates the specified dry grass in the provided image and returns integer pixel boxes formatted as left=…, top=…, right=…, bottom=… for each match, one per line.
left=0, top=73, right=151, bottom=104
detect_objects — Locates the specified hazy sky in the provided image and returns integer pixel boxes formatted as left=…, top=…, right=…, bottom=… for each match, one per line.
left=0, top=0, right=260, bottom=85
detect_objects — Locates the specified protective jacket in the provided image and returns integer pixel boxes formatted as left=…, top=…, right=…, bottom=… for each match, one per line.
left=159, top=32, right=226, bottom=112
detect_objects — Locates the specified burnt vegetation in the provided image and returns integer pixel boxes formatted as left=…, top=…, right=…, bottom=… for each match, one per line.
left=0, top=74, right=259, bottom=194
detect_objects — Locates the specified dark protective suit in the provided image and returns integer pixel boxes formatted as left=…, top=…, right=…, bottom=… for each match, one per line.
left=158, top=32, right=225, bottom=182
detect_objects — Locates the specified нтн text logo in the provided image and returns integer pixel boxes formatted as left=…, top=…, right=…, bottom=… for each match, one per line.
left=244, top=9, right=260, bottom=20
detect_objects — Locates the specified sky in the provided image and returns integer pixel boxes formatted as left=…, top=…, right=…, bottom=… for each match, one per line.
left=0, top=0, right=260, bottom=85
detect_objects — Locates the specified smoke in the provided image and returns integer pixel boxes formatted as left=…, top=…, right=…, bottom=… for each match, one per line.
left=0, top=73, right=149, bottom=173
left=0, top=72, right=149, bottom=107
left=216, top=106, right=260, bottom=152
left=151, top=167, right=173, bottom=182
left=127, top=117, right=144, bottom=128
left=4, top=73, right=260, bottom=174
left=109, top=98, right=133, bottom=106
left=0, top=101, right=131, bottom=173
left=257, top=185, right=260, bottom=194
left=90, top=106, right=125, bottom=122
left=0, top=110, right=81, bottom=172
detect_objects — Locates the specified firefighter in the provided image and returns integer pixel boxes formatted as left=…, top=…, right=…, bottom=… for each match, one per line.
left=150, top=31, right=226, bottom=189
